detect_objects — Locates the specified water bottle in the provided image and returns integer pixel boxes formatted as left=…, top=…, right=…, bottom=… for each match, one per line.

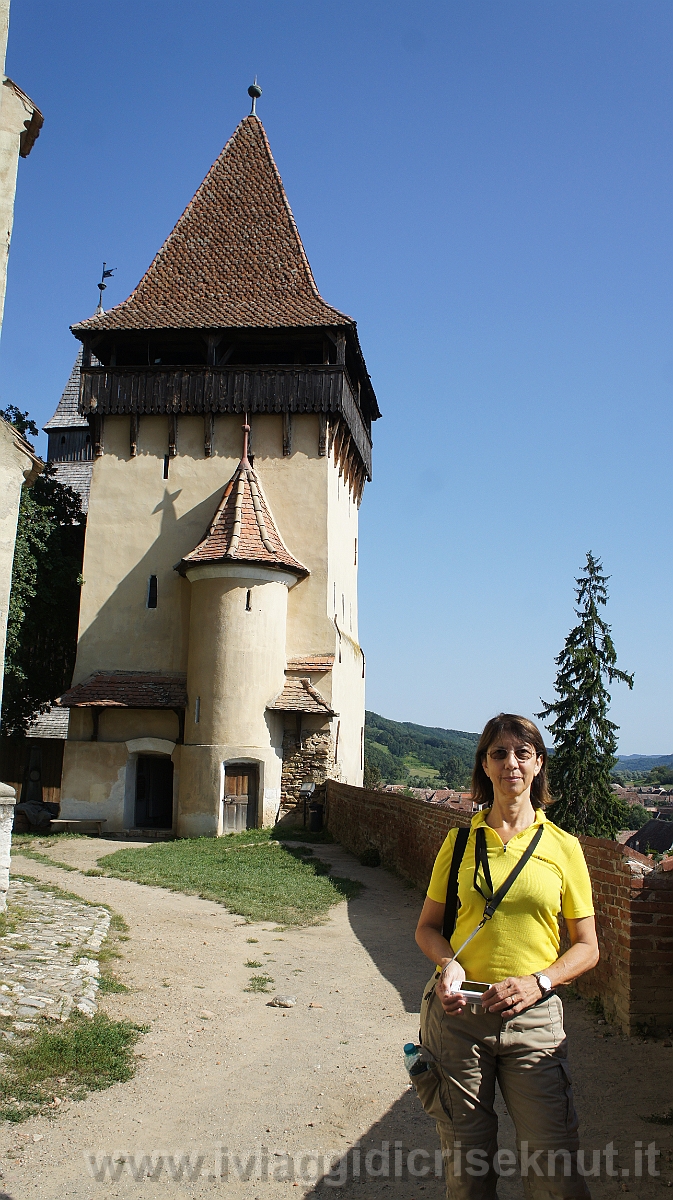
left=403, top=1042, right=429, bottom=1077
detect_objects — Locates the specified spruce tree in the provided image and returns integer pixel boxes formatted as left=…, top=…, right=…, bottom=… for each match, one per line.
left=537, top=552, right=633, bottom=838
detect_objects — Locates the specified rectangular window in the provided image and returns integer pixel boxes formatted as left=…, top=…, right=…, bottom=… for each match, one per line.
left=147, top=576, right=158, bottom=609
left=194, top=696, right=200, bottom=724
left=163, top=454, right=170, bottom=479
left=246, top=589, right=252, bottom=611
left=354, top=537, right=357, bottom=566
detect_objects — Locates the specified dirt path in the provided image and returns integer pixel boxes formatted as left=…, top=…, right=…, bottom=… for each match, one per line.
left=0, top=838, right=669, bottom=1200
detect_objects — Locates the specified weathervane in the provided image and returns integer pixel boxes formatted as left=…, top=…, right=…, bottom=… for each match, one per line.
left=96, top=262, right=116, bottom=313
left=248, top=78, right=262, bottom=116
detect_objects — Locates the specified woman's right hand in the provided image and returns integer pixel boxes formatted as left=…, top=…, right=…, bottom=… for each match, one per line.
left=435, top=958, right=467, bottom=1015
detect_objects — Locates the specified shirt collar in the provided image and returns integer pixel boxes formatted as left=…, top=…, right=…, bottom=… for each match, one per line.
left=471, top=805, right=547, bottom=829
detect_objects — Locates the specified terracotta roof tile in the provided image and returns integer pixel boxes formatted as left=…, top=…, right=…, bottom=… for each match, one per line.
left=58, top=672, right=187, bottom=709
left=72, top=116, right=351, bottom=334
left=178, top=448, right=308, bottom=577
left=286, top=655, right=334, bottom=672
left=267, top=677, right=335, bottom=715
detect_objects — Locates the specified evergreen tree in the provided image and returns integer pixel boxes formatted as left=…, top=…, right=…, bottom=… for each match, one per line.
left=537, top=552, right=634, bottom=838
left=1, top=409, right=85, bottom=736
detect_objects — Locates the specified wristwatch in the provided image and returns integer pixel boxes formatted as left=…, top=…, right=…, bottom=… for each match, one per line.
left=533, top=972, right=553, bottom=997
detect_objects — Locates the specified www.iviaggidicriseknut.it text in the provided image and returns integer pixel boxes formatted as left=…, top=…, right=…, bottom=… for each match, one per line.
left=84, top=1140, right=665, bottom=1185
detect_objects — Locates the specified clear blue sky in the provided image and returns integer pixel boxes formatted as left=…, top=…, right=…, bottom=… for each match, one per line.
left=2, top=1, right=671, bottom=753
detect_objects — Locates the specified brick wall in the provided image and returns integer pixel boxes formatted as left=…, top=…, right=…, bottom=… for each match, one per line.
left=325, top=781, right=673, bottom=1035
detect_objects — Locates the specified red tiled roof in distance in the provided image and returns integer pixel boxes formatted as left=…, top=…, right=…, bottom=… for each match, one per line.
left=72, top=116, right=351, bottom=334
left=267, top=677, right=335, bottom=716
left=178, top=447, right=308, bottom=578
left=57, top=672, right=187, bottom=709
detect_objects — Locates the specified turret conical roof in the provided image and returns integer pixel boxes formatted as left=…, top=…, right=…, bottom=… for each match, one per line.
left=72, top=116, right=351, bottom=334
left=43, top=348, right=89, bottom=430
left=177, top=431, right=308, bottom=578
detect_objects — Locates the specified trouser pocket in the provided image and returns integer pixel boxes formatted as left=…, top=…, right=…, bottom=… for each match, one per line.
left=411, top=1062, right=448, bottom=1123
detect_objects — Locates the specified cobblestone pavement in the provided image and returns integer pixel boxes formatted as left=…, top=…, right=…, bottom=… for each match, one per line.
left=0, top=878, right=110, bottom=1035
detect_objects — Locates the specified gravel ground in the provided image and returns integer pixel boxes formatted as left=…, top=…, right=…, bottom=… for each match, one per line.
left=0, top=837, right=667, bottom=1200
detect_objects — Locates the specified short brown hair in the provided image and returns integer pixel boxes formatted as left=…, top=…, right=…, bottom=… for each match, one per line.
left=472, top=714, right=551, bottom=810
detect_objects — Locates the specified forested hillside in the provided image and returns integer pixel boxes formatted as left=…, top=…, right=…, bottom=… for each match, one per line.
left=364, top=711, right=479, bottom=787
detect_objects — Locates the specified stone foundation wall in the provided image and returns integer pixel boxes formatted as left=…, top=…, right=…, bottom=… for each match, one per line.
left=280, top=728, right=338, bottom=807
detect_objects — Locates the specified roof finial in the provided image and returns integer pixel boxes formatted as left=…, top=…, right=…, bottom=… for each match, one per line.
left=96, top=261, right=115, bottom=313
left=248, top=78, right=262, bottom=116
left=241, top=415, right=251, bottom=466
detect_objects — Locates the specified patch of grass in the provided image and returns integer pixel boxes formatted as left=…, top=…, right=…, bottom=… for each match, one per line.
left=11, top=848, right=79, bottom=872
left=0, top=1013, right=145, bottom=1122
left=244, top=974, right=274, bottom=994
left=643, top=1106, right=673, bottom=1125
left=9, top=874, right=104, bottom=908
left=96, top=831, right=363, bottom=926
left=245, top=960, right=263, bottom=968
left=246, top=937, right=258, bottom=944
left=109, top=914, right=129, bottom=933
left=98, top=975, right=130, bottom=994
left=83, top=869, right=103, bottom=877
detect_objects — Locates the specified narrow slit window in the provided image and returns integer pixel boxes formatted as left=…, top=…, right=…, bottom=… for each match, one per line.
left=245, top=589, right=252, bottom=611
left=354, top=537, right=357, bottom=566
left=163, top=454, right=170, bottom=479
left=147, top=576, right=158, bottom=609
left=194, top=696, right=200, bottom=724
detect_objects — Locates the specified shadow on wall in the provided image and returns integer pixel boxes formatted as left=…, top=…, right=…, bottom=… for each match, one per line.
left=306, top=1088, right=440, bottom=1196
left=345, top=890, right=432, bottom=1014
left=74, top=482, right=224, bottom=676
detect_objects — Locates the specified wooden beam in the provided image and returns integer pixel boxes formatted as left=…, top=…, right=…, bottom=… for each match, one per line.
left=168, top=413, right=178, bottom=458
left=318, top=412, right=328, bottom=456
left=282, top=411, right=292, bottom=456
left=129, top=412, right=138, bottom=458
left=204, top=411, right=214, bottom=458
left=173, top=708, right=185, bottom=745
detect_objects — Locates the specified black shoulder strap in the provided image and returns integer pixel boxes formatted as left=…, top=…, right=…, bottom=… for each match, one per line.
left=442, top=826, right=470, bottom=942
left=474, top=824, right=544, bottom=921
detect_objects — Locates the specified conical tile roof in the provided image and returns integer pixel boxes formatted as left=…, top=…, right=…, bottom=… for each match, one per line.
left=43, top=349, right=89, bottom=430
left=178, top=434, right=308, bottom=578
left=72, top=116, right=351, bottom=334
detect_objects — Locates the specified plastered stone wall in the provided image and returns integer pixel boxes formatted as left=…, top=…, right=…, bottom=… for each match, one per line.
left=325, top=781, right=673, bottom=1036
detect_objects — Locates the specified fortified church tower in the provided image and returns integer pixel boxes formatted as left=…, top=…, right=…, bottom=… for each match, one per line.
left=57, top=92, right=379, bottom=836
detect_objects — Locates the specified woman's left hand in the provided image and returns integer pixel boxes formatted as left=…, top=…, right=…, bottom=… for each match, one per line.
left=481, top=975, right=541, bottom=1015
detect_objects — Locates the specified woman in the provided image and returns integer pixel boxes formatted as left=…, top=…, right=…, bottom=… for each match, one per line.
left=415, top=713, right=598, bottom=1200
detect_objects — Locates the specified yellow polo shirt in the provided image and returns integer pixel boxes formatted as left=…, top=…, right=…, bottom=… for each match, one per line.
left=426, top=808, right=594, bottom=983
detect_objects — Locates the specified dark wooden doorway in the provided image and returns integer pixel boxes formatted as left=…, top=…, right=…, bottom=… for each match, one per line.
left=223, top=764, right=259, bottom=832
left=135, top=755, right=174, bottom=829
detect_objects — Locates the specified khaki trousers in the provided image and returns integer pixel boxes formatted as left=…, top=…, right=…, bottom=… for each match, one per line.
left=418, top=973, right=590, bottom=1200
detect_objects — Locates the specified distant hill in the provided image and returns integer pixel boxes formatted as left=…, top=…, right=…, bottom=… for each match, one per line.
left=615, top=753, right=673, bottom=775
left=365, top=712, right=669, bottom=786
left=365, top=711, right=478, bottom=785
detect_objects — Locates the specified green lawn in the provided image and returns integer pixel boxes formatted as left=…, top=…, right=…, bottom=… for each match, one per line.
left=96, top=830, right=361, bottom=926
left=0, top=1013, right=144, bottom=1122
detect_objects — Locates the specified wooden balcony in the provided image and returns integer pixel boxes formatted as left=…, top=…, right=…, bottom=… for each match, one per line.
left=80, top=363, right=372, bottom=477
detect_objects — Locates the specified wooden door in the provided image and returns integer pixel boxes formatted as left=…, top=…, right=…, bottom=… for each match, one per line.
left=223, top=764, right=258, bottom=832
left=135, top=756, right=174, bottom=829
